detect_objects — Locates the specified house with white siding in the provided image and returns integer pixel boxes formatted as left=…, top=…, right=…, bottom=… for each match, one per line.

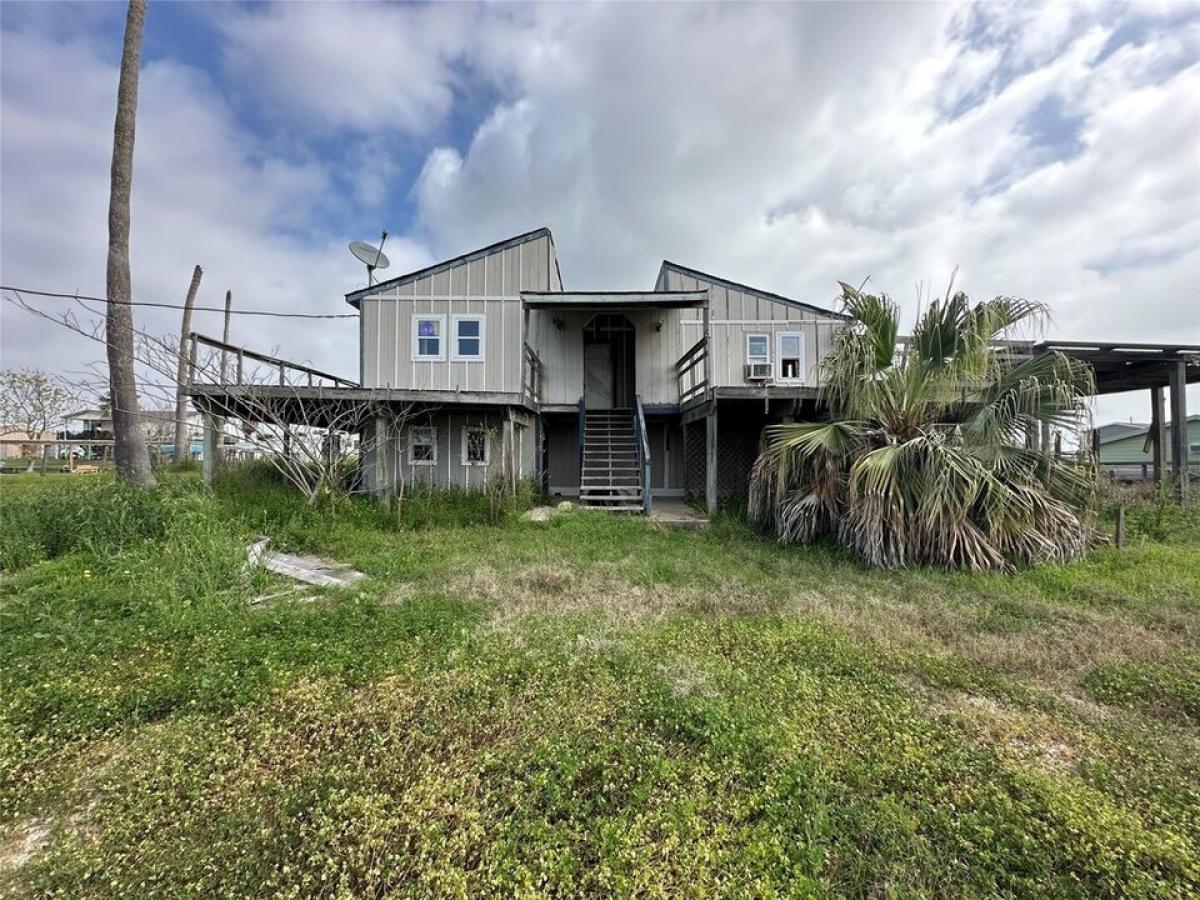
left=346, top=227, right=848, bottom=512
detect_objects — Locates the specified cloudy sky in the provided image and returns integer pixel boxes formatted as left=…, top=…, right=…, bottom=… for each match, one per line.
left=1, top=0, right=1197, bottom=423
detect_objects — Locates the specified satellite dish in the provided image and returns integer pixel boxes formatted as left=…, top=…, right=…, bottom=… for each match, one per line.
left=349, top=241, right=389, bottom=270
left=349, top=232, right=390, bottom=285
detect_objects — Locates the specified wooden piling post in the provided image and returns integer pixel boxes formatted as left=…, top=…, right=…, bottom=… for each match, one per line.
left=1115, top=504, right=1126, bottom=549
left=1150, top=386, right=1166, bottom=484
left=705, top=402, right=718, bottom=514
left=1168, top=360, right=1188, bottom=502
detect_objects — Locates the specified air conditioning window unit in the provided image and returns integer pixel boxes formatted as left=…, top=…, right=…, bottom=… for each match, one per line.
left=745, top=362, right=772, bottom=381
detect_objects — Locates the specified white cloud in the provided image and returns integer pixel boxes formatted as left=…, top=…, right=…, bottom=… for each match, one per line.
left=408, top=1, right=1200, bottom=422
left=0, top=26, right=432, bottom=400
left=212, top=2, right=476, bottom=134
left=2, top=1, right=1197, bottom=427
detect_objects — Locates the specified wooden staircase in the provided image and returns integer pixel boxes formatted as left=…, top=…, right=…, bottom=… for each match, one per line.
left=579, top=408, right=644, bottom=512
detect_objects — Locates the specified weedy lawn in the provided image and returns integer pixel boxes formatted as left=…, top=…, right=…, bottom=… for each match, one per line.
left=1, top=467, right=1198, bottom=897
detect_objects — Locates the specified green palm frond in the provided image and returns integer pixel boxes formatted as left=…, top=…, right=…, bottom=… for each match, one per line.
left=748, top=281, right=1098, bottom=572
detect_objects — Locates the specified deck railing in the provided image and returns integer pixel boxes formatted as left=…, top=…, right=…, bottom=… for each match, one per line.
left=634, top=394, right=651, bottom=516
left=187, top=332, right=357, bottom=389
left=522, top=342, right=545, bottom=406
left=675, top=338, right=709, bottom=405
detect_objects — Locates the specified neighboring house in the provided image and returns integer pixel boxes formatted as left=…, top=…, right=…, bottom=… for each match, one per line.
left=348, top=227, right=849, bottom=510
left=62, top=407, right=112, bottom=438
left=0, top=425, right=51, bottom=460
left=1094, top=415, right=1200, bottom=481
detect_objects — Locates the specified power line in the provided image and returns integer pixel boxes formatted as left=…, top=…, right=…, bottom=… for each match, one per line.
left=0, top=285, right=358, bottom=319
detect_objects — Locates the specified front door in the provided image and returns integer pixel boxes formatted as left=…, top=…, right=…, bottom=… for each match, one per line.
left=584, top=342, right=613, bottom=409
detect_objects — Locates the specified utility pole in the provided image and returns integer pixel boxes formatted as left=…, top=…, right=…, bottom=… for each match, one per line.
left=174, top=265, right=202, bottom=465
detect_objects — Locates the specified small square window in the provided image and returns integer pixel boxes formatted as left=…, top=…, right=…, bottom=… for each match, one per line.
left=462, top=426, right=490, bottom=465
left=777, top=332, right=804, bottom=382
left=452, top=315, right=485, bottom=361
left=412, top=316, right=445, bottom=360
left=408, top=425, right=437, bottom=465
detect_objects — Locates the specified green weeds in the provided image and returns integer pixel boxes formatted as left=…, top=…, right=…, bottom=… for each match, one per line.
left=1, top=469, right=1198, bottom=896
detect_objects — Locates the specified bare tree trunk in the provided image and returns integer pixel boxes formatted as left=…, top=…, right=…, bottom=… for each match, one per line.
left=173, top=264, right=203, bottom=465
left=106, top=0, right=155, bottom=486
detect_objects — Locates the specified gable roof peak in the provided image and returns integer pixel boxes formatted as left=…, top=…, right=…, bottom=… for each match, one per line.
left=346, top=226, right=559, bottom=305
left=656, top=260, right=847, bottom=319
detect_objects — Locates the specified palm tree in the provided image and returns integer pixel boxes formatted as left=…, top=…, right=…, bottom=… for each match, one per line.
left=749, top=283, right=1098, bottom=572
left=106, top=0, right=155, bottom=486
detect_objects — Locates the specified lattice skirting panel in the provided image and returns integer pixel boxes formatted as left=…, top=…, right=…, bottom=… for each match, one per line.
left=681, top=415, right=765, bottom=506
left=717, top=427, right=762, bottom=504
left=683, top=420, right=706, bottom=499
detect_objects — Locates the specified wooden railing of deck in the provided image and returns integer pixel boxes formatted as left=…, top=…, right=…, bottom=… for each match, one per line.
left=675, top=338, right=709, bottom=405
left=634, top=394, right=652, bottom=516
left=522, top=343, right=545, bottom=406
left=187, top=333, right=357, bottom=389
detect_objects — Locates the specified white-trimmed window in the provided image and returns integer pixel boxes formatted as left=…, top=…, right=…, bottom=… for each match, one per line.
left=412, top=314, right=446, bottom=361
left=407, top=425, right=437, bottom=466
left=746, top=334, right=770, bottom=365
left=462, top=425, right=490, bottom=466
left=777, top=331, right=805, bottom=382
left=451, top=315, right=485, bottom=362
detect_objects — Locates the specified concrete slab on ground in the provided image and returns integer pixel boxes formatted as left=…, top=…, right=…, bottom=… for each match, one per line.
left=649, top=498, right=709, bottom=530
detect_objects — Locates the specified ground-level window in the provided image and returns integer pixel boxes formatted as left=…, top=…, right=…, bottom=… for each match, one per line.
left=407, top=425, right=437, bottom=465
left=746, top=334, right=769, bottom=365
left=412, top=315, right=446, bottom=360
left=777, top=331, right=804, bottom=381
left=462, top=425, right=490, bottom=465
left=452, top=315, right=485, bottom=362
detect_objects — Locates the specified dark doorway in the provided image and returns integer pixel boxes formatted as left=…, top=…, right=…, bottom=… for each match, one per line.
left=582, top=314, right=635, bottom=409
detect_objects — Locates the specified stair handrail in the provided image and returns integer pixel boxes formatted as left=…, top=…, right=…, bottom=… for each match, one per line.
left=634, top=394, right=651, bottom=516
left=577, top=395, right=586, bottom=494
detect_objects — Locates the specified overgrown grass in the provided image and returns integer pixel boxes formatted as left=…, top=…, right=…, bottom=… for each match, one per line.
left=1, top=468, right=1198, bottom=896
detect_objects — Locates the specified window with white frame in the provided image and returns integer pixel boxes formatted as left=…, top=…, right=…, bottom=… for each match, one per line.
left=407, top=425, right=437, bottom=465
left=777, top=331, right=805, bottom=382
left=451, top=315, right=485, bottom=362
left=746, top=334, right=769, bottom=365
left=462, top=425, right=490, bottom=466
left=412, top=315, right=446, bottom=361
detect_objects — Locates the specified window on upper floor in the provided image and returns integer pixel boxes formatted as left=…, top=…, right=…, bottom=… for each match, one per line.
left=746, top=334, right=769, bottom=364
left=407, top=425, right=437, bottom=465
left=777, top=331, right=804, bottom=381
left=452, top=315, right=485, bottom=362
left=412, top=315, right=446, bottom=361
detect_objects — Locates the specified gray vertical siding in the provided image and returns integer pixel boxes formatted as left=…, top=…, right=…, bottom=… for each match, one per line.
left=358, top=234, right=557, bottom=392
left=358, top=232, right=843, bottom=404
left=661, top=268, right=843, bottom=388
left=362, top=409, right=536, bottom=494
left=529, top=306, right=690, bottom=406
